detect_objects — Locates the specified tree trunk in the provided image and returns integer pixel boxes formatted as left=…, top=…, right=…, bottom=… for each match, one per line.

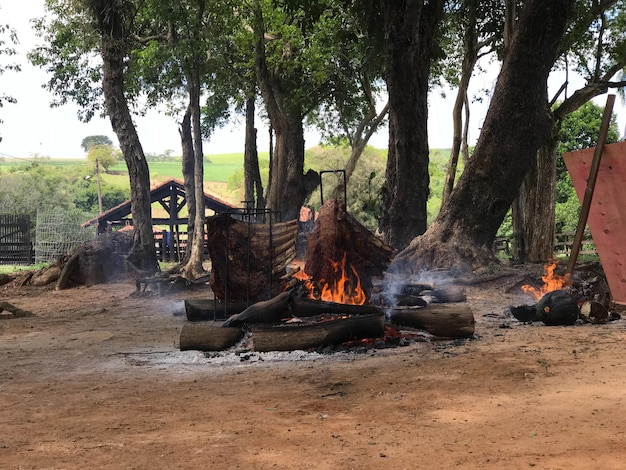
left=331, top=98, right=390, bottom=201
left=522, top=132, right=558, bottom=262
left=89, top=0, right=158, bottom=274
left=182, top=70, right=206, bottom=279
left=244, top=95, right=265, bottom=215
left=252, top=3, right=318, bottom=222
left=388, top=0, right=573, bottom=275
left=379, top=0, right=445, bottom=251
left=179, top=106, right=196, bottom=265
left=442, top=1, right=478, bottom=205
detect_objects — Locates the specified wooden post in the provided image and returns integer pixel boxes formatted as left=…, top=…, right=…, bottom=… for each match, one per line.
left=566, top=94, right=615, bottom=276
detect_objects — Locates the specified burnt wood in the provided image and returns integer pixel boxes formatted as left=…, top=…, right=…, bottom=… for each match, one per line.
left=291, top=298, right=383, bottom=317
left=252, top=313, right=385, bottom=352
left=221, top=291, right=292, bottom=327
left=185, top=299, right=250, bottom=322
left=179, top=323, right=244, bottom=351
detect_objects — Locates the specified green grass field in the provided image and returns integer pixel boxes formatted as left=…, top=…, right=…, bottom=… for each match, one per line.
left=105, top=152, right=268, bottom=183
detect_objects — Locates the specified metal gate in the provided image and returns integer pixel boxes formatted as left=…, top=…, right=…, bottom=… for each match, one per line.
left=0, top=215, right=33, bottom=265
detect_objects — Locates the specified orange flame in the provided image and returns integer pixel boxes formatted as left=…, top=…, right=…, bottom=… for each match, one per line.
left=521, top=261, right=571, bottom=301
left=293, top=253, right=366, bottom=305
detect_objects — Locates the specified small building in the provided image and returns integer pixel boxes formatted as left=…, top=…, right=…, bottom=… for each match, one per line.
left=82, top=178, right=236, bottom=261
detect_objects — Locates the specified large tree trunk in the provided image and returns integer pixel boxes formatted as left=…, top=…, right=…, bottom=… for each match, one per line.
left=521, top=131, right=558, bottom=262
left=388, top=0, right=573, bottom=275
left=179, top=106, right=196, bottom=265
left=252, top=3, right=318, bottom=223
left=89, top=0, right=158, bottom=274
left=182, top=71, right=206, bottom=279
left=379, top=0, right=444, bottom=251
left=244, top=95, right=265, bottom=215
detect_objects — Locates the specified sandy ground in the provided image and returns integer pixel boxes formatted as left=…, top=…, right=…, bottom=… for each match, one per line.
left=1, top=270, right=626, bottom=470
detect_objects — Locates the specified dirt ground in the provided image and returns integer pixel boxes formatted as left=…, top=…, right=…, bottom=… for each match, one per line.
left=1, top=268, right=626, bottom=470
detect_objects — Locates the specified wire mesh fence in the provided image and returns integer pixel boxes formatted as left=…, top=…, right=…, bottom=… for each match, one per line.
left=35, top=209, right=96, bottom=264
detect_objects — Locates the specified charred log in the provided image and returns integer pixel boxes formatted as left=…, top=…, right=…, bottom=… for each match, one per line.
left=179, top=323, right=244, bottom=351
left=252, top=313, right=385, bottom=352
left=221, top=291, right=292, bottom=327
left=0, top=301, right=36, bottom=319
left=185, top=299, right=250, bottom=322
left=536, top=290, right=579, bottom=326
left=388, top=304, right=475, bottom=338
left=291, top=298, right=383, bottom=317
left=55, top=231, right=133, bottom=290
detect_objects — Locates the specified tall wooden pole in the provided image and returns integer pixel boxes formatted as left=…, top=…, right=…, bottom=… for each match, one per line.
left=95, top=157, right=104, bottom=215
left=566, top=94, right=615, bottom=276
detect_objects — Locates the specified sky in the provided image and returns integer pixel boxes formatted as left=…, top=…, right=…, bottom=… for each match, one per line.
left=0, top=0, right=624, bottom=160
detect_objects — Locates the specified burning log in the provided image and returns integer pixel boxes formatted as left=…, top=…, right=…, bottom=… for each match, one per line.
left=388, top=304, right=475, bottom=338
left=251, top=313, right=385, bottom=352
left=304, top=199, right=395, bottom=300
left=579, top=300, right=609, bottom=324
left=179, top=323, right=244, bottom=351
left=221, top=292, right=385, bottom=328
left=206, top=214, right=299, bottom=303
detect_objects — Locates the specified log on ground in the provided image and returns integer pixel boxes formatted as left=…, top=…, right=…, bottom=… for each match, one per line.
left=290, top=297, right=384, bottom=317
left=252, top=312, right=385, bottom=352
left=185, top=299, right=250, bottom=322
left=179, top=323, right=244, bottom=351
left=428, top=285, right=467, bottom=303
left=388, top=304, right=475, bottom=337
left=0, top=301, right=36, bottom=319
left=221, top=291, right=292, bottom=327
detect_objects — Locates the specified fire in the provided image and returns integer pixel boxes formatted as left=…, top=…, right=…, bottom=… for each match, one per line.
left=521, top=261, right=571, bottom=301
left=293, top=253, right=367, bottom=305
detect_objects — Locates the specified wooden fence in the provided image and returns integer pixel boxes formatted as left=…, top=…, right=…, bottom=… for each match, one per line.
left=0, top=215, right=33, bottom=265
left=493, top=231, right=596, bottom=257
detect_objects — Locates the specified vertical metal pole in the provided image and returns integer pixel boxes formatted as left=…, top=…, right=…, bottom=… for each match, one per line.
left=566, top=94, right=615, bottom=276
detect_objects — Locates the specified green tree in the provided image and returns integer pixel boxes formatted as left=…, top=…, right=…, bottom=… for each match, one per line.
left=0, top=16, right=21, bottom=141
left=555, top=101, right=620, bottom=233
left=86, top=144, right=120, bottom=172
left=516, top=0, right=626, bottom=262
left=81, top=135, right=113, bottom=152
left=249, top=0, right=370, bottom=222
left=30, top=0, right=159, bottom=273
left=390, top=0, right=574, bottom=274
left=377, top=0, right=445, bottom=251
